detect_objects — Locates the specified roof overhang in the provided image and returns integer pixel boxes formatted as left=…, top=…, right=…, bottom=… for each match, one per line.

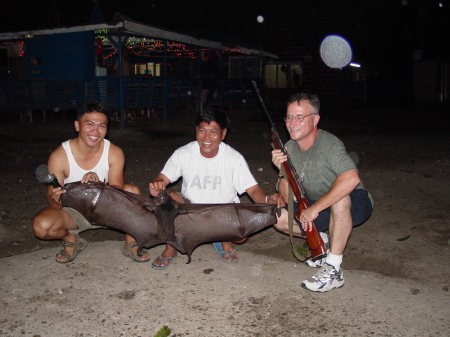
left=0, top=20, right=278, bottom=59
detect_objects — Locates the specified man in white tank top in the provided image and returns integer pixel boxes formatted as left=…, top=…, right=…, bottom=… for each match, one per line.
left=32, top=102, right=150, bottom=264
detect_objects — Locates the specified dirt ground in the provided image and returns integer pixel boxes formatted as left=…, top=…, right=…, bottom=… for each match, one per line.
left=0, top=104, right=449, bottom=336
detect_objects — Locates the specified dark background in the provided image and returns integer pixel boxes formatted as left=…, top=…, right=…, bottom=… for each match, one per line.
left=1, top=0, right=449, bottom=108
left=2, top=0, right=448, bottom=62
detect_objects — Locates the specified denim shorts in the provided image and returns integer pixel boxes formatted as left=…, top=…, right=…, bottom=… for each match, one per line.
left=287, top=189, right=373, bottom=236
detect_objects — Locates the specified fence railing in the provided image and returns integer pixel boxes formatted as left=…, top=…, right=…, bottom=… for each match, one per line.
left=0, top=77, right=203, bottom=121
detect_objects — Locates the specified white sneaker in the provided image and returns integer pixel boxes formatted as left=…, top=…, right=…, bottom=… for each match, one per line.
left=304, top=251, right=328, bottom=268
left=304, top=232, right=329, bottom=268
left=301, top=262, right=344, bottom=292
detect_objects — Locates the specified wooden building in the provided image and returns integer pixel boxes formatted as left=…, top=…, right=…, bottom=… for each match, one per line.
left=0, top=13, right=278, bottom=126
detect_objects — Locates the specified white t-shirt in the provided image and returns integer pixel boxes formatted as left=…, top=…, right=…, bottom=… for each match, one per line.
left=62, top=139, right=110, bottom=184
left=161, top=141, right=257, bottom=203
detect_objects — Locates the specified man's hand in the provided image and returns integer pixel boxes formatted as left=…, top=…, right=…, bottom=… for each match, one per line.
left=298, top=205, right=319, bottom=232
left=81, top=171, right=100, bottom=183
left=149, top=179, right=167, bottom=197
left=272, top=149, right=287, bottom=170
left=149, top=174, right=171, bottom=197
left=46, top=186, right=65, bottom=210
left=50, top=187, right=65, bottom=203
left=266, top=193, right=286, bottom=208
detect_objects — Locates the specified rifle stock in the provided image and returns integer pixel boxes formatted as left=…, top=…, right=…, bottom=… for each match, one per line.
left=252, top=81, right=326, bottom=261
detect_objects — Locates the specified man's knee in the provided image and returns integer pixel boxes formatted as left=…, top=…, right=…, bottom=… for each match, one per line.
left=124, top=183, right=140, bottom=195
left=274, top=210, right=288, bottom=233
left=32, top=208, right=73, bottom=239
left=330, top=195, right=351, bottom=215
left=273, top=221, right=288, bottom=233
left=32, top=213, right=50, bottom=238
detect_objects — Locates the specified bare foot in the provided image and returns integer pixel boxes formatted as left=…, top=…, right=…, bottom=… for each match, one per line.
left=152, top=245, right=177, bottom=268
left=220, top=242, right=239, bottom=262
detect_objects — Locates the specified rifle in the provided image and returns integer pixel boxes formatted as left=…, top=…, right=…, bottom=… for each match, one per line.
left=251, top=81, right=326, bottom=261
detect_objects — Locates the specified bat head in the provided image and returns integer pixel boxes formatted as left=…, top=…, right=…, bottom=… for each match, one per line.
left=154, top=189, right=172, bottom=207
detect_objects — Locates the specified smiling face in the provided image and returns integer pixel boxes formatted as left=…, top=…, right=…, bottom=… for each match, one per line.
left=74, top=112, right=108, bottom=147
left=286, top=100, right=320, bottom=144
left=196, top=121, right=227, bottom=158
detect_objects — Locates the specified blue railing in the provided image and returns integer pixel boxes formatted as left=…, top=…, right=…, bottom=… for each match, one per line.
left=0, top=77, right=202, bottom=121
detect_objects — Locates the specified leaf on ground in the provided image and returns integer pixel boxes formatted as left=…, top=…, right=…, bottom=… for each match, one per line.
left=154, top=326, right=171, bottom=337
left=397, top=235, right=411, bottom=241
left=294, top=244, right=309, bottom=256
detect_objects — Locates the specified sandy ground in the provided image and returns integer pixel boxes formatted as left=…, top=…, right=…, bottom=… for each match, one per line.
left=0, top=104, right=449, bottom=336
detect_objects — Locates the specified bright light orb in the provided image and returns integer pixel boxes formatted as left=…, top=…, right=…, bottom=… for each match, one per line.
left=257, top=15, right=264, bottom=23
left=320, top=35, right=352, bottom=69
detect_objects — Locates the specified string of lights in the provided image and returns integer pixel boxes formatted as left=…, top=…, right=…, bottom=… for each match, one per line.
left=95, top=32, right=241, bottom=61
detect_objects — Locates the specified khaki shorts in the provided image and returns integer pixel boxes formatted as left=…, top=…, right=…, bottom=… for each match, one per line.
left=63, top=207, right=106, bottom=235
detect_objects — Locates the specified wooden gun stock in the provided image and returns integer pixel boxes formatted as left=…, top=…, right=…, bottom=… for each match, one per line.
left=252, top=81, right=326, bottom=261
left=271, top=134, right=326, bottom=261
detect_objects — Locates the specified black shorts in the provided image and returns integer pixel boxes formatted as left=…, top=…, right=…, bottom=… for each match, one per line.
left=287, top=189, right=373, bottom=236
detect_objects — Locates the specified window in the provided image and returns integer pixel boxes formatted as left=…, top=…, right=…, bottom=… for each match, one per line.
left=229, top=56, right=262, bottom=79
left=265, top=62, right=303, bottom=88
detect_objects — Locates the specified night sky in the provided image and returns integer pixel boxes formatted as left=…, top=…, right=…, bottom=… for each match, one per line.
left=1, top=0, right=449, bottom=95
left=2, top=1, right=448, bottom=54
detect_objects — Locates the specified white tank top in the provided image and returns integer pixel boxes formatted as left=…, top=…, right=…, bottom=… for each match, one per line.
left=62, top=139, right=110, bottom=184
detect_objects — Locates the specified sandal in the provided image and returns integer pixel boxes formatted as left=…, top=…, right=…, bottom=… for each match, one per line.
left=122, top=241, right=151, bottom=263
left=151, top=255, right=177, bottom=270
left=55, top=237, right=88, bottom=264
left=213, top=242, right=239, bottom=263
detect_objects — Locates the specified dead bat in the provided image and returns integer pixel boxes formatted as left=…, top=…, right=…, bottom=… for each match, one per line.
left=60, top=182, right=279, bottom=262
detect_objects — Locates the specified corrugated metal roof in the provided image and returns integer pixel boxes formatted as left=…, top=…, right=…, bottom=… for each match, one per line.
left=0, top=15, right=278, bottom=59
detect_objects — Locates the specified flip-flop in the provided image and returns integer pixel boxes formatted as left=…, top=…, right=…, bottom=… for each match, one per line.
left=151, top=255, right=177, bottom=270
left=55, top=238, right=88, bottom=264
left=213, top=242, right=239, bottom=263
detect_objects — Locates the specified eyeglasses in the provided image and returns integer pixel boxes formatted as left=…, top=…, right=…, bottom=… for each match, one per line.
left=284, top=113, right=316, bottom=123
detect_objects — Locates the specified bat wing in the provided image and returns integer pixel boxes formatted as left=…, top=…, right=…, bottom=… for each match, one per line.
left=170, top=203, right=278, bottom=262
left=61, top=182, right=164, bottom=250
left=61, top=183, right=278, bottom=263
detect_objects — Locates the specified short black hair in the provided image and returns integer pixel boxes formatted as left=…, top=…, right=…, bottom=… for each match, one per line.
left=287, top=93, right=320, bottom=114
left=77, top=102, right=109, bottom=121
left=195, top=108, right=230, bottom=130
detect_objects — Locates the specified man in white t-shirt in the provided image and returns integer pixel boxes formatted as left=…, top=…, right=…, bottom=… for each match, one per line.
left=149, top=108, right=284, bottom=269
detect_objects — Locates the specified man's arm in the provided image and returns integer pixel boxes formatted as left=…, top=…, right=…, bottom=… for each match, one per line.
left=46, top=146, right=68, bottom=210
left=246, top=184, right=285, bottom=207
left=107, top=144, right=125, bottom=189
left=272, top=148, right=291, bottom=204
left=277, top=177, right=289, bottom=203
left=149, top=173, right=171, bottom=197
left=301, top=170, right=360, bottom=227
